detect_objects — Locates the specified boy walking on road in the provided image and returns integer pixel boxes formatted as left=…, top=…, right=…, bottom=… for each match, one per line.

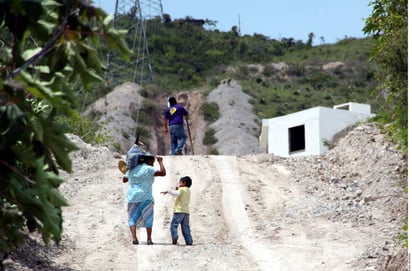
left=161, top=176, right=193, bottom=245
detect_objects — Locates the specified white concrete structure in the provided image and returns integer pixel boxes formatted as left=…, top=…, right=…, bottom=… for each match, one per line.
left=259, top=102, right=375, bottom=157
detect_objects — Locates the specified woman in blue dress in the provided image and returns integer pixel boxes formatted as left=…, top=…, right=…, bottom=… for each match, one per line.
left=125, top=154, right=166, bottom=245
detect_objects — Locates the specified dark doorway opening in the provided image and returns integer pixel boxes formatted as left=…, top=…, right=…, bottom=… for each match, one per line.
left=289, top=125, right=305, bottom=153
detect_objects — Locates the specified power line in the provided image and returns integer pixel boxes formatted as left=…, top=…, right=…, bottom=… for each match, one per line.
left=103, top=0, right=164, bottom=143
left=104, top=0, right=163, bottom=87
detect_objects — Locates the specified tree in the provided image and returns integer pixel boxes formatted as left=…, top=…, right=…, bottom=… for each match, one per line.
left=306, top=32, right=315, bottom=48
left=0, top=0, right=131, bottom=262
left=319, top=36, right=325, bottom=44
left=363, top=0, right=408, bottom=149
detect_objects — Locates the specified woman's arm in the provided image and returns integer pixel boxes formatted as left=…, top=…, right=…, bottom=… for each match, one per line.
left=154, top=156, right=166, bottom=176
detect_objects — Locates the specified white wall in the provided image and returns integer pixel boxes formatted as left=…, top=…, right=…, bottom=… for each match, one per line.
left=261, top=103, right=374, bottom=157
left=265, top=107, right=321, bottom=157
left=333, top=102, right=371, bottom=114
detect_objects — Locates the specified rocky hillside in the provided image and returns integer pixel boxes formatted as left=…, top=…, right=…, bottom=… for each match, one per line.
left=83, top=79, right=265, bottom=156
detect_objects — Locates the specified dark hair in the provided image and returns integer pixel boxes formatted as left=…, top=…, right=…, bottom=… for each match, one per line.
left=180, top=176, right=192, bottom=187
left=168, top=96, right=177, bottom=106
left=140, top=155, right=155, bottom=164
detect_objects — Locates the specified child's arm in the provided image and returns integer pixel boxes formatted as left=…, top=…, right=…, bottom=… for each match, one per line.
left=160, top=189, right=181, bottom=196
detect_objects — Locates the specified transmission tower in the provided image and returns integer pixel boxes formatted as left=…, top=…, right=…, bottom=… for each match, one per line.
left=104, top=0, right=164, bottom=86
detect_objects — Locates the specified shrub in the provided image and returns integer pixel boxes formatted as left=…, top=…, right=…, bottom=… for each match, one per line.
left=203, top=128, right=218, bottom=145
left=59, top=110, right=108, bottom=145
left=209, top=148, right=219, bottom=155
left=262, top=64, right=276, bottom=77
left=201, top=102, right=220, bottom=122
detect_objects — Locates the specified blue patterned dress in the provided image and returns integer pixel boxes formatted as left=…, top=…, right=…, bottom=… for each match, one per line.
left=125, top=163, right=156, bottom=227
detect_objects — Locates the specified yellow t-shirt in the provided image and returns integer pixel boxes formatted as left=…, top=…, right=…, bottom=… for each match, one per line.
left=173, top=187, right=191, bottom=214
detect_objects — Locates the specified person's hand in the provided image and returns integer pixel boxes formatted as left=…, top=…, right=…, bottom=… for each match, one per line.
left=164, top=128, right=168, bottom=135
left=156, top=156, right=163, bottom=162
left=160, top=191, right=168, bottom=195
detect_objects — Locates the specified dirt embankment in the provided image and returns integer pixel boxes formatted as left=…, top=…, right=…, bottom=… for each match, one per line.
left=80, top=80, right=263, bottom=156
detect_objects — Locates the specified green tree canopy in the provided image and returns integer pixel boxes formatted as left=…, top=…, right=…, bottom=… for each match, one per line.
left=363, top=0, right=408, bottom=149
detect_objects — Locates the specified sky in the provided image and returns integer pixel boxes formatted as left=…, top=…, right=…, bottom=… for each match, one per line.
left=95, top=0, right=373, bottom=45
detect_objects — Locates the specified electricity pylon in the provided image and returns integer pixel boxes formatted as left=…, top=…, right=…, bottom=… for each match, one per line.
left=104, top=0, right=164, bottom=86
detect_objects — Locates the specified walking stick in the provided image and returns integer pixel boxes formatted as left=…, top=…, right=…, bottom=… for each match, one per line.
left=185, top=118, right=194, bottom=155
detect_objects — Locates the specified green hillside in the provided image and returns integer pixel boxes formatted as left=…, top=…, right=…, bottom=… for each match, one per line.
left=91, top=15, right=379, bottom=121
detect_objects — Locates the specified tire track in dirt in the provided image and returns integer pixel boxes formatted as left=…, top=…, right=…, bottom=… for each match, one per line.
left=135, top=155, right=258, bottom=270
left=211, top=155, right=282, bottom=270
left=53, top=154, right=386, bottom=271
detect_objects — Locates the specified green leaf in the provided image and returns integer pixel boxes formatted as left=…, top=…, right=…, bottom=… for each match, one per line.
left=40, top=118, right=78, bottom=172
left=0, top=105, right=27, bottom=144
left=19, top=71, right=73, bottom=110
left=11, top=143, right=38, bottom=169
left=101, top=16, right=133, bottom=60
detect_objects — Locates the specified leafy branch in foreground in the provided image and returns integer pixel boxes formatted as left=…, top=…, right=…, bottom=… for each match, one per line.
left=363, top=0, right=408, bottom=150
left=0, top=0, right=131, bottom=261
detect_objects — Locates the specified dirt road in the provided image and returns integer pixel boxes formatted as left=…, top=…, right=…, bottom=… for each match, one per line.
left=51, top=148, right=398, bottom=271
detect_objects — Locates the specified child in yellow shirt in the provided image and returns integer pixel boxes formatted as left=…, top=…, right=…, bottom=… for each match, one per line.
left=161, top=176, right=193, bottom=245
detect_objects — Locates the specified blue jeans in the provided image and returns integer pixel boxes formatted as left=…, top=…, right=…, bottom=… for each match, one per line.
left=171, top=213, right=192, bottom=245
left=169, top=124, right=186, bottom=155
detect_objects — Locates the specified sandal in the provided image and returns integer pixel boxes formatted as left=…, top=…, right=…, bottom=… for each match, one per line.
left=147, top=239, right=154, bottom=245
left=132, top=240, right=139, bottom=245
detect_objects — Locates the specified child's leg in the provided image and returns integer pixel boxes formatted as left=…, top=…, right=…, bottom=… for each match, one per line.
left=170, top=213, right=184, bottom=243
left=180, top=214, right=193, bottom=245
